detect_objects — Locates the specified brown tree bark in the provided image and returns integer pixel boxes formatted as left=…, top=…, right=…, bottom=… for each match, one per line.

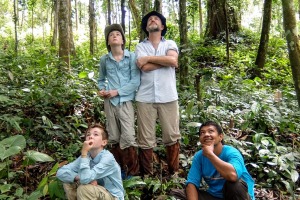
left=282, top=0, right=300, bottom=107
left=121, top=0, right=126, bottom=32
left=254, top=0, right=272, bottom=77
left=68, top=0, right=76, bottom=56
left=128, top=0, right=142, bottom=39
left=205, top=0, right=239, bottom=39
left=89, top=0, right=95, bottom=55
left=107, top=0, right=112, bottom=24
left=51, top=0, right=59, bottom=47
left=139, top=0, right=150, bottom=41
left=179, top=0, right=188, bottom=87
left=154, top=0, right=162, bottom=13
left=58, top=0, right=70, bottom=69
left=199, top=0, right=203, bottom=35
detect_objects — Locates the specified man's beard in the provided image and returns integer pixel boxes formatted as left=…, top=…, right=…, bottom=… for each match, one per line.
left=148, top=25, right=160, bottom=33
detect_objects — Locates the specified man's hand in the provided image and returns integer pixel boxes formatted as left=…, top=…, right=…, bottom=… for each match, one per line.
left=136, top=57, right=149, bottom=69
left=97, top=90, right=108, bottom=98
left=202, top=139, right=215, bottom=158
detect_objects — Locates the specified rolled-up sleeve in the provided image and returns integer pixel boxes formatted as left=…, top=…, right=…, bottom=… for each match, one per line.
left=56, top=158, right=81, bottom=183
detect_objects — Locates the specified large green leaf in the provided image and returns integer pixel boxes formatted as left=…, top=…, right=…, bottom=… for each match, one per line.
left=0, top=146, right=22, bottom=161
left=23, top=150, right=54, bottom=165
left=0, top=135, right=26, bottom=149
left=290, top=169, right=299, bottom=183
left=0, top=184, right=12, bottom=194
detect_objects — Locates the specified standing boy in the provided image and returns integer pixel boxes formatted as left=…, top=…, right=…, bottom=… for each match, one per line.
left=98, top=24, right=140, bottom=178
left=56, top=124, right=124, bottom=200
left=135, top=11, right=181, bottom=177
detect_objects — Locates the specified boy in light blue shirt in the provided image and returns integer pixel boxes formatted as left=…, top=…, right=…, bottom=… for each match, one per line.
left=98, top=24, right=140, bottom=179
left=57, top=124, right=124, bottom=200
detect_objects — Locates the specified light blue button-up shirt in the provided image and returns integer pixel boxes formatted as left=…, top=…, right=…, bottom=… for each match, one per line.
left=135, top=38, right=178, bottom=103
left=98, top=49, right=140, bottom=106
left=56, top=149, right=124, bottom=200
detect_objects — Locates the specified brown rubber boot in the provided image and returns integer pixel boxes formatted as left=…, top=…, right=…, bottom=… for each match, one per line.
left=139, top=148, right=153, bottom=176
left=121, top=146, right=140, bottom=177
left=110, top=144, right=123, bottom=167
left=166, top=142, right=180, bottom=174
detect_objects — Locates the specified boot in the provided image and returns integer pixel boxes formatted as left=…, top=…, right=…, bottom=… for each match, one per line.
left=110, top=143, right=123, bottom=167
left=121, top=146, right=140, bottom=177
left=166, top=142, right=180, bottom=174
left=139, top=148, right=153, bottom=176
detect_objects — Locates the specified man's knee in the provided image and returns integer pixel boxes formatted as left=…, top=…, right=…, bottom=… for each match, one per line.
left=223, top=180, right=250, bottom=200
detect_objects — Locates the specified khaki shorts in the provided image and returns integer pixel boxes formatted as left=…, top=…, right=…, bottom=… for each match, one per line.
left=104, top=99, right=137, bottom=149
left=137, top=100, right=181, bottom=149
left=63, top=183, right=118, bottom=200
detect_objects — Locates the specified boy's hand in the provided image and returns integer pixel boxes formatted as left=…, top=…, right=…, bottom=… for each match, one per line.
left=107, top=90, right=118, bottom=98
left=89, top=180, right=98, bottom=186
left=98, top=90, right=108, bottom=98
left=82, top=139, right=93, bottom=155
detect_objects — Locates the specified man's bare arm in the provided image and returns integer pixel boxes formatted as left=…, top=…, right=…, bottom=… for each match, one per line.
left=136, top=49, right=178, bottom=71
left=186, top=183, right=199, bottom=200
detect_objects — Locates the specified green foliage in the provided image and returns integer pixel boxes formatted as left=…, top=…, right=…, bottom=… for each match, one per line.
left=0, top=135, right=55, bottom=199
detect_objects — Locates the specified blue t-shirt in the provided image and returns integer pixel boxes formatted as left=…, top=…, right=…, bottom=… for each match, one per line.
left=186, top=145, right=255, bottom=200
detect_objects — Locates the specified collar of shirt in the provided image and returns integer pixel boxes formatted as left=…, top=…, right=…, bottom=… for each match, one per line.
left=108, top=49, right=130, bottom=61
left=143, top=37, right=166, bottom=43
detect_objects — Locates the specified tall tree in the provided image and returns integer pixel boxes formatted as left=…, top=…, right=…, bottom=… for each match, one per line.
left=13, top=0, right=18, bottom=55
left=199, top=0, right=203, bottom=35
left=27, top=0, right=37, bottom=41
left=140, top=0, right=150, bottom=41
left=282, top=0, right=300, bottom=107
left=107, top=0, right=112, bottom=24
left=121, top=0, right=126, bottom=32
left=68, top=0, right=75, bottom=56
left=128, top=0, right=141, bottom=34
left=51, top=0, right=59, bottom=46
left=58, top=0, right=70, bottom=69
left=205, top=0, right=239, bottom=39
left=179, top=0, right=188, bottom=87
left=154, top=0, right=162, bottom=13
left=89, top=0, right=96, bottom=55
left=254, top=0, right=272, bottom=77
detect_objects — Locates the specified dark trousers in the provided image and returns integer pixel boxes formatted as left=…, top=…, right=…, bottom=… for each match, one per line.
left=170, top=179, right=251, bottom=200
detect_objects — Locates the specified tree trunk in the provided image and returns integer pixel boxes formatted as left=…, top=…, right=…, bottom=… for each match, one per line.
left=154, top=0, right=162, bottom=13
left=224, top=0, right=229, bottom=63
left=68, top=0, right=76, bottom=56
left=89, top=0, right=95, bottom=55
left=74, top=0, right=78, bottom=30
left=58, top=0, right=70, bottom=69
left=13, top=0, right=18, bottom=55
left=51, top=0, right=59, bottom=46
left=121, top=0, right=126, bottom=32
left=205, top=0, right=239, bottom=39
left=199, top=0, right=203, bottom=35
left=179, top=0, right=188, bottom=87
left=107, top=0, right=112, bottom=24
left=139, top=0, right=150, bottom=41
left=254, top=0, right=272, bottom=77
left=282, top=0, right=300, bottom=107
left=128, top=0, right=142, bottom=39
